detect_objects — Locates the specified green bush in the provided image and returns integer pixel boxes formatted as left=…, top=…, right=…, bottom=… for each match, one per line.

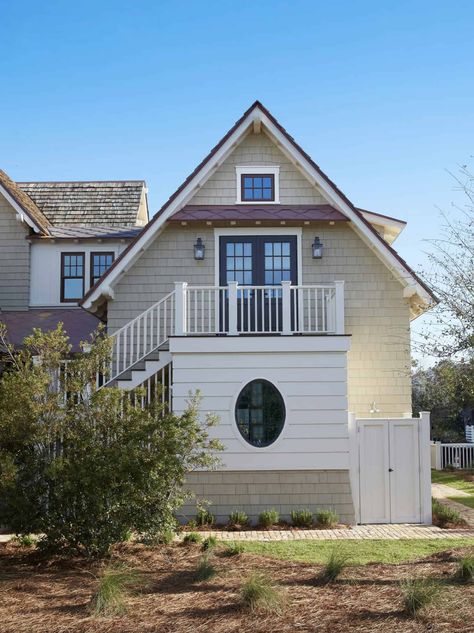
left=454, top=556, right=474, bottom=583
left=316, top=510, right=339, bottom=528
left=0, top=324, right=222, bottom=557
left=290, top=509, right=313, bottom=528
left=202, top=535, right=217, bottom=551
left=12, top=534, right=35, bottom=548
left=221, top=541, right=245, bottom=557
left=241, top=572, right=285, bottom=613
left=432, top=498, right=464, bottom=527
left=400, top=578, right=441, bottom=616
left=196, top=508, right=215, bottom=527
left=227, top=510, right=249, bottom=529
left=258, top=508, right=280, bottom=528
left=182, top=532, right=202, bottom=544
left=91, top=564, right=143, bottom=616
left=195, top=554, right=217, bottom=581
left=319, top=548, right=350, bottom=583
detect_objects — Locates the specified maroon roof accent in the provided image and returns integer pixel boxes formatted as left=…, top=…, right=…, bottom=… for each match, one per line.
left=170, top=204, right=348, bottom=223
left=0, top=308, right=101, bottom=353
left=81, top=101, right=435, bottom=306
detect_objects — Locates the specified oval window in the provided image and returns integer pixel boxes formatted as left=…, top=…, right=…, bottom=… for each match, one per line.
left=235, top=379, right=285, bottom=447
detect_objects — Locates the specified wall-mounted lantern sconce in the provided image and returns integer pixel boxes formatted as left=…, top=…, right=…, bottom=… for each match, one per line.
left=312, top=236, right=323, bottom=259
left=194, top=237, right=205, bottom=260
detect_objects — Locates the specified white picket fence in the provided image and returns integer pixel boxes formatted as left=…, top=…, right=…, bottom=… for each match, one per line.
left=431, top=442, right=474, bottom=470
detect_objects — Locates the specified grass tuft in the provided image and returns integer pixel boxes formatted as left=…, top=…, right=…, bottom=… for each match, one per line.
left=400, top=578, right=441, bottom=616
left=91, top=564, right=142, bottom=617
left=221, top=541, right=245, bottom=557
left=227, top=510, right=249, bottom=529
left=454, top=555, right=474, bottom=583
left=195, top=555, right=217, bottom=581
left=202, top=535, right=218, bottom=551
left=241, top=572, right=285, bottom=613
left=316, top=509, right=339, bottom=527
left=196, top=508, right=215, bottom=527
left=12, top=534, right=35, bottom=548
left=258, top=508, right=280, bottom=528
left=432, top=498, right=465, bottom=527
left=319, top=548, right=350, bottom=583
left=182, top=532, right=202, bottom=545
left=290, top=509, right=313, bottom=528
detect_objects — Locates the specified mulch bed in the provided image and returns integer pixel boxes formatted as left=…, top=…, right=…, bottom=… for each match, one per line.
left=0, top=541, right=473, bottom=633
left=181, top=522, right=350, bottom=532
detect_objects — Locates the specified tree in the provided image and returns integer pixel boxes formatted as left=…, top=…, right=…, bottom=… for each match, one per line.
left=0, top=324, right=221, bottom=556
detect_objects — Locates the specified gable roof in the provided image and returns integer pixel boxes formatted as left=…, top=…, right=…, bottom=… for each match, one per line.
left=81, top=101, right=436, bottom=313
left=0, top=169, right=51, bottom=234
left=18, top=180, right=147, bottom=227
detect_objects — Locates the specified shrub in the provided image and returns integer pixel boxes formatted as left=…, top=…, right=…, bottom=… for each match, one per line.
left=400, top=578, right=441, bottom=616
left=182, top=532, right=202, bottom=544
left=91, top=564, right=143, bottom=616
left=186, top=520, right=197, bottom=529
left=258, top=508, right=280, bottom=528
left=454, top=556, right=474, bottom=583
left=432, top=498, right=464, bottom=527
left=316, top=509, right=339, bottom=527
left=241, top=572, right=285, bottom=613
left=222, top=541, right=245, bottom=557
left=195, top=555, right=217, bottom=581
left=290, top=509, right=313, bottom=528
left=202, top=535, right=218, bottom=551
left=12, top=534, right=35, bottom=548
left=196, top=508, right=215, bottom=527
left=0, top=324, right=222, bottom=557
left=227, top=510, right=249, bottom=529
left=319, top=548, right=350, bottom=583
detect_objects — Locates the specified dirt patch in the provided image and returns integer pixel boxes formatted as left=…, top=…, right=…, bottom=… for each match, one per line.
left=0, top=541, right=473, bottom=633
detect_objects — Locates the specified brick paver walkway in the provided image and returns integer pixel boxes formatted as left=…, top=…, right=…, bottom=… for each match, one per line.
left=432, top=482, right=474, bottom=527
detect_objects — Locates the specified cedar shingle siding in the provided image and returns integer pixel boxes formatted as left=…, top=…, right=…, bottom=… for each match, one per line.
left=18, top=181, right=145, bottom=227
left=0, top=196, right=30, bottom=310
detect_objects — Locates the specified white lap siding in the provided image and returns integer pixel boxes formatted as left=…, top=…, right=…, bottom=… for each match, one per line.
left=170, top=336, right=351, bottom=471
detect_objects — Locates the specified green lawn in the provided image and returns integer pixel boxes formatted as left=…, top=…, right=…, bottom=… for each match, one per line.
left=431, top=469, right=474, bottom=494
left=240, top=538, right=474, bottom=565
left=449, top=496, right=474, bottom=509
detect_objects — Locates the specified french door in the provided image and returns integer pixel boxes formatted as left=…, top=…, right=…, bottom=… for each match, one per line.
left=219, top=235, right=298, bottom=332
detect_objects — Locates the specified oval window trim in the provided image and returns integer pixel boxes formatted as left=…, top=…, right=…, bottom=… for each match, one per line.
left=234, top=379, right=286, bottom=448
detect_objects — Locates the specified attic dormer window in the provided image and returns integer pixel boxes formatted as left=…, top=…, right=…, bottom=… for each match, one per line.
left=236, top=166, right=280, bottom=204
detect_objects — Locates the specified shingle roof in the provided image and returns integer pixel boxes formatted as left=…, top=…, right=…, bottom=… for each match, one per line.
left=170, top=204, right=348, bottom=222
left=17, top=180, right=145, bottom=227
left=38, top=225, right=142, bottom=239
left=0, top=170, right=51, bottom=233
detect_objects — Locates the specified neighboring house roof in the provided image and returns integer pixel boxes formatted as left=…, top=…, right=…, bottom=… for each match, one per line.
left=0, top=169, right=51, bottom=234
left=30, top=225, right=142, bottom=240
left=0, top=308, right=101, bottom=353
left=17, top=180, right=146, bottom=227
left=81, top=101, right=436, bottom=313
left=169, top=204, right=348, bottom=223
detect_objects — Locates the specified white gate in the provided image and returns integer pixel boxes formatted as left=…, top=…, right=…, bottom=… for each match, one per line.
left=349, top=413, right=432, bottom=525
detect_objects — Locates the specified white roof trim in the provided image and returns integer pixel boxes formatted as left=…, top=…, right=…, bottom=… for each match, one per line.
left=0, top=183, right=43, bottom=233
left=82, top=105, right=433, bottom=311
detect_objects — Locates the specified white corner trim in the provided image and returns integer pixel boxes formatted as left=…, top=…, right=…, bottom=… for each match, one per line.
left=213, top=227, right=302, bottom=286
left=0, top=184, right=43, bottom=234
left=235, top=165, right=280, bottom=204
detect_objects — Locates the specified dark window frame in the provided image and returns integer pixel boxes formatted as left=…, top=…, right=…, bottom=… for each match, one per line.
left=235, top=379, right=286, bottom=448
left=60, top=252, right=85, bottom=303
left=240, top=173, right=275, bottom=202
left=90, top=251, right=115, bottom=287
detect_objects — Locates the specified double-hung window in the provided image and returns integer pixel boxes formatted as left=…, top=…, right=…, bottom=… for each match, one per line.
left=90, top=252, right=114, bottom=286
left=61, top=253, right=85, bottom=302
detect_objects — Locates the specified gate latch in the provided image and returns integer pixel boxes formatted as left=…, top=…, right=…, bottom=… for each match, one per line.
left=388, top=468, right=394, bottom=472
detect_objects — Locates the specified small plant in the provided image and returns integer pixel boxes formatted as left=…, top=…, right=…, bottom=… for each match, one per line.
left=454, top=556, right=474, bottom=583
left=316, top=509, right=339, bottom=528
left=182, top=532, right=202, bottom=544
left=241, top=572, right=285, bottom=613
left=319, top=548, right=350, bottom=583
left=400, top=578, right=441, bottom=616
left=222, top=541, right=245, bottom=557
left=196, top=507, right=215, bottom=527
left=290, top=509, right=313, bottom=528
left=228, top=510, right=249, bottom=529
left=202, top=535, right=218, bottom=551
left=186, top=519, right=197, bottom=529
left=432, top=498, right=464, bottom=527
left=13, top=534, right=35, bottom=548
left=258, top=508, right=280, bottom=528
left=195, top=555, right=217, bottom=581
left=91, top=564, right=143, bottom=616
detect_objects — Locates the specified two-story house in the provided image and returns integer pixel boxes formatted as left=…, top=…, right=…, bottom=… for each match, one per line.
left=79, top=102, right=435, bottom=526
left=0, top=171, right=148, bottom=350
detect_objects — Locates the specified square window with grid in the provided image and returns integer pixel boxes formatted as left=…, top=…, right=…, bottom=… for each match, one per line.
left=241, top=174, right=275, bottom=201
left=61, top=253, right=85, bottom=301
left=90, top=252, right=114, bottom=286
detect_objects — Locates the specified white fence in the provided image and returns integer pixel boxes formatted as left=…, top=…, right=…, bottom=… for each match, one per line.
left=431, top=442, right=474, bottom=470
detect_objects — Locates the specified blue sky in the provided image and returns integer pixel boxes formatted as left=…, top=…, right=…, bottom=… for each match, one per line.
left=1, top=0, right=473, bottom=342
